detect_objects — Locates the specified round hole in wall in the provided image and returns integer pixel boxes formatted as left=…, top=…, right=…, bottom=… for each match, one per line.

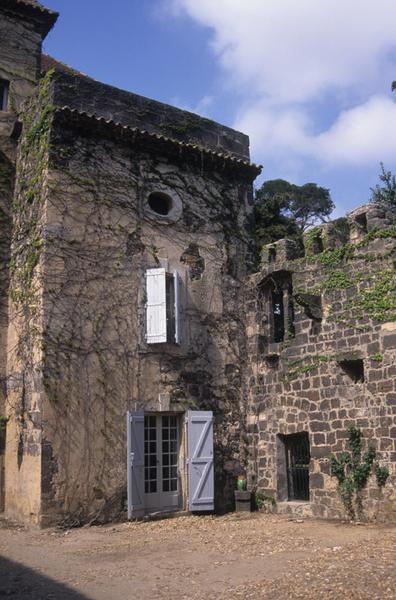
left=147, top=192, right=173, bottom=216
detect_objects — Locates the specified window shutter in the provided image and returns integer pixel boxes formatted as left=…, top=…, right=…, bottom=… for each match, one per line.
left=187, top=411, right=214, bottom=511
left=174, top=270, right=181, bottom=344
left=146, top=268, right=167, bottom=344
left=127, top=411, right=145, bottom=519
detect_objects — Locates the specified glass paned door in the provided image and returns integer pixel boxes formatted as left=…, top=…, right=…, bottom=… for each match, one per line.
left=161, top=415, right=179, bottom=492
left=144, top=415, right=180, bottom=512
left=144, top=416, right=157, bottom=493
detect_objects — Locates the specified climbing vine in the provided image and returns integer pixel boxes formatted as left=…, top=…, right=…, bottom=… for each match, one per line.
left=330, top=426, right=389, bottom=520
left=11, top=68, right=55, bottom=309
left=292, top=223, right=396, bottom=323
left=346, top=269, right=396, bottom=322
left=282, top=354, right=332, bottom=382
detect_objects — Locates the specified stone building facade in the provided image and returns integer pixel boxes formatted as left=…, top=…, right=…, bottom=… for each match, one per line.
left=246, top=203, right=396, bottom=521
left=0, top=0, right=260, bottom=525
left=0, top=0, right=395, bottom=526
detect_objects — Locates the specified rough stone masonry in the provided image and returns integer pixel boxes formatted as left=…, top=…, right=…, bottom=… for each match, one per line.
left=246, top=203, right=396, bottom=521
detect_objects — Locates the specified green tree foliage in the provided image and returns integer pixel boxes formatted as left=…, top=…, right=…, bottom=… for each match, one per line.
left=254, top=179, right=300, bottom=246
left=254, top=179, right=334, bottom=247
left=369, top=163, right=396, bottom=210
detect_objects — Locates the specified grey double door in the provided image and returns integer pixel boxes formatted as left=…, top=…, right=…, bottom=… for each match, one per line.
left=127, top=410, right=214, bottom=518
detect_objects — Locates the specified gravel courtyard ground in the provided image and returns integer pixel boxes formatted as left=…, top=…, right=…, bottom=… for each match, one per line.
left=1, top=512, right=396, bottom=599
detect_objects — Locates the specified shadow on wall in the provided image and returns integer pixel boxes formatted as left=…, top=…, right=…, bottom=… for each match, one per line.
left=0, top=555, right=92, bottom=600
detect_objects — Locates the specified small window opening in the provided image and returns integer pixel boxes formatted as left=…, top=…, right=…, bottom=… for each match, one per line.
left=354, top=213, right=367, bottom=234
left=148, top=192, right=173, bottom=216
left=265, top=353, right=279, bottom=368
left=272, top=289, right=284, bottom=343
left=268, top=246, right=276, bottom=263
left=165, top=273, right=175, bottom=343
left=338, top=359, right=364, bottom=383
left=261, top=272, right=294, bottom=345
left=278, top=432, right=310, bottom=501
left=0, top=80, right=9, bottom=111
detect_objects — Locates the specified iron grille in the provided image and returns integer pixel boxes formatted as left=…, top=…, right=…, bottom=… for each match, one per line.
left=285, top=432, right=310, bottom=501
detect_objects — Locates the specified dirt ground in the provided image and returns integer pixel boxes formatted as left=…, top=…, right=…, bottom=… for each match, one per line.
left=1, top=512, right=396, bottom=600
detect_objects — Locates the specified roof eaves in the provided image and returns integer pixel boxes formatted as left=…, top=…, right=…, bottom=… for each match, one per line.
left=53, top=106, right=262, bottom=180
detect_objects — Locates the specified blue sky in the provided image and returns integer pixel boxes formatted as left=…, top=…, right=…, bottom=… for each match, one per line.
left=43, top=0, right=396, bottom=216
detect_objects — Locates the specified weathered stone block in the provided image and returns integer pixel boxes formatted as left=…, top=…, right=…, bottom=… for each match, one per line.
left=311, top=445, right=331, bottom=458
left=310, top=473, right=324, bottom=489
left=310, top=421, right=330, bottom=432
left=383, top=334, right=396, bottom=350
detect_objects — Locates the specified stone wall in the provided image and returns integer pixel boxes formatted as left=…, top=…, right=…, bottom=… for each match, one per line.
left=0, top=2, right=52, bottom=113
left=4, top=75, right=257, bottom=524
left=0, top=151, right=13, bottom=513
left=51, top=71, right=250, bottom=159
left=246, top=206, right=396, bottom=521
left=0, top=152, right=13, bottom=418
left=0, top=0, right=51, bottom=424
left=3, top=70, right=54, bottom=523
left=0, top=0, right=53, bottom=520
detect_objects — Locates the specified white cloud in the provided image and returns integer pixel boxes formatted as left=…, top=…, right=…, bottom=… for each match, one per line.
left=169, top=0, right=396, bottom=171
left=236, top=95, right=396, bottom=168
left=172, top=0, right=396, bottom=103
left=316, top=96, right=396, bottom=165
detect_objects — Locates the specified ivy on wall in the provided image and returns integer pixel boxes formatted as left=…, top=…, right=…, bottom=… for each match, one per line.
left=11, top=68, right=55, bottom=309
left=330, top=426, right=389, bottom=521
left=292, top=225, right=396, bottom=323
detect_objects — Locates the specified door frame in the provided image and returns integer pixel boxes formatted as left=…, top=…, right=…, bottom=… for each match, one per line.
left=143, top=412, right=186, bottom=514
left=285, top=432, right=310, bottom=501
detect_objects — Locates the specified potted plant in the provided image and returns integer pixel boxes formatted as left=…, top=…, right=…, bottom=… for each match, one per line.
left=237, top=474, right=247, bottom=491
left=234, top=473, right=252, bottom=512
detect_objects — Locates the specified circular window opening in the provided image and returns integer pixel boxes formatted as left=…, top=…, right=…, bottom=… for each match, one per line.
left=147, top=192, right=173, bottom=216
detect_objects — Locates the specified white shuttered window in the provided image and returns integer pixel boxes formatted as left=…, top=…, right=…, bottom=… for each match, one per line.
left=146, top=268, right=181, bottom=344
left=146, top=268, right=167, bottom=343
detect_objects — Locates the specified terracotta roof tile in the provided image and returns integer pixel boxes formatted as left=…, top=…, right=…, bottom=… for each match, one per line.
left=41, top=54, right=91, bottom=79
